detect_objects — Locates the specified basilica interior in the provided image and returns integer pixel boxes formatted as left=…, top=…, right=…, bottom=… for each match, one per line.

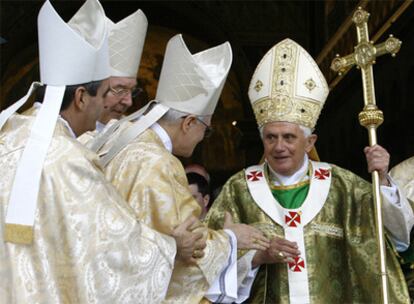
left=1, top=0, right=413, bottom=190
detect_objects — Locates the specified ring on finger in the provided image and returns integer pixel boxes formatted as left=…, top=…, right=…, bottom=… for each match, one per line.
left=277, top=251, right=284, bottom=258
left=192, top=249, right=202, bottom=258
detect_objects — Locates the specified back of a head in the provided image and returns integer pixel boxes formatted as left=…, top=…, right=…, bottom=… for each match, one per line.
left=185, top=163, right=210, bottom=183
left=187, top=172, right=210, bottom=197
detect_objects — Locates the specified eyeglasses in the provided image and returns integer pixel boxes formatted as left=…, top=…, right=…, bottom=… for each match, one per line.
left=195, top=117, right=213, bottom=138
left=109, top=85, right=142, bottom=99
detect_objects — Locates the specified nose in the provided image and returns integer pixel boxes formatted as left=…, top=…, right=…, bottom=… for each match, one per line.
left=274, top=138, right=285, bottom=152
left=120, top=93, right=133, bottom=108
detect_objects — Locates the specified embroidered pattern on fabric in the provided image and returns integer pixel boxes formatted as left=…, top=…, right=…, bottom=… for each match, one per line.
left=288, top=256, right=305, bottom=272
left=314, top=168, right=330, bottom=180
left=285, top=211, right=301, bottom=227
left=310, top=222, right=344, bottom=239
left=247, top=170, right=263, bottom=182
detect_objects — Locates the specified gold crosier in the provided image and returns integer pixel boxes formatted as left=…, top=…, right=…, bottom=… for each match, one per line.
left=330, top=7, right=401, bottom=304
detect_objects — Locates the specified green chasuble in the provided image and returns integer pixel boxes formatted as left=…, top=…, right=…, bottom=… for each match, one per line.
left=206, top=162, right=410, bottom=304
left=398, top=234, right=414, bottom=302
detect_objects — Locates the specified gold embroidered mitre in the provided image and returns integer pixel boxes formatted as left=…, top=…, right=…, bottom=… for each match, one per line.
left=248, top=38, right=329, bottom=129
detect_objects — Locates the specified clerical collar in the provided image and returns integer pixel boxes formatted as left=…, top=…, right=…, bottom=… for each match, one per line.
left=34, top=102, right=76, bottom=138
left=151, top=122, right=173, bottom=153
left=95, top=121, right=106, bottom=133
left=267, top=154, right=310, bottom=186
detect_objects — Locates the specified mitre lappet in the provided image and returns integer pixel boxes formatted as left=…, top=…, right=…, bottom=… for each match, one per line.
left=1, top=0, right=110, bottom=244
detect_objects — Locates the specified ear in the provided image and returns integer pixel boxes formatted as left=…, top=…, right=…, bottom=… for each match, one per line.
left=73, top=86, right=88, bottom=111
left=180, top=115, right=196, bottom=134
left=305, top=134, right=317, bottom=153
left=203, top=194, right=210, bottom=207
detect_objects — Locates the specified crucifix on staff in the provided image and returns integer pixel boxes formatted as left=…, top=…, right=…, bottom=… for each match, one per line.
left=331, top=7, right=402, bottom=304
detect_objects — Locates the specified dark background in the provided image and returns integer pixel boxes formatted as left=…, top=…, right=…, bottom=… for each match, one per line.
left=1, top=0, right=413, bottom=191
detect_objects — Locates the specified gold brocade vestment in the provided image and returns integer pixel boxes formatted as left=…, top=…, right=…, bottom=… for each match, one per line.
left=101, top=127, right=231, bottom=304
left=390, top=156, right=414, bottom=301
left=0, top=108, right=176, bottom=303
left=206, top=164, right=410, bottom=303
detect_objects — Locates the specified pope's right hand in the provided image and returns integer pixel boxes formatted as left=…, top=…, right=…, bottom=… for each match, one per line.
left=171, top=215, right=206, bottom=264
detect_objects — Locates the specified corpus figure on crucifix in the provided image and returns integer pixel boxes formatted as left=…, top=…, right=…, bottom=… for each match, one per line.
left=206, top=38, right=413, bottom=303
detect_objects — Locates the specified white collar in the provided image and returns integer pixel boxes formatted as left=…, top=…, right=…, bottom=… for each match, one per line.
left=95, top=120, right=106, bottom=133
left=267, top=154, right=309, bottom=186
left=34, top=102, right=76, bottom=138
left=150, top=122, right=173, bottom=153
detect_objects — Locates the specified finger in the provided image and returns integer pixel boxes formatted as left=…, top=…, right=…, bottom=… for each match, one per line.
left=252, top=232, right=270, bottom=244
left=191, top=231, right=204, bottom=242
left=186, top=257, right=198, bottom=265
left=192, top=249, right=205, bottom=259
left=197, top=251, right=205, bottom=259
left=188, top=219, right=204, bottom=231
left=253, top=238, right=270, bottom=250
left=283, top=256, right=295, bottom=264
left=273, top=238, right=298, bottom=248
left=251, top=243, right=270, bottom=251
left=194, top=239, right=207, bottom=251
left=183, top=215, right=199, bottom=229
left=277, top=245, right=301, bottom=256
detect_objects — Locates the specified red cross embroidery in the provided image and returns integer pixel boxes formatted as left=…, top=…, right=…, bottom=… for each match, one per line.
left=288, top=256, right=305, bottom=272
left=314, top=168, right=330, bottom=180
left=285, top=211, right=301, bottom=227
left=247, top=170, right=263, bottom=182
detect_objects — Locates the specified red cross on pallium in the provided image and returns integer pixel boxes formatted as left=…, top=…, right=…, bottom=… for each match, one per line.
left=285, top=211, right=301, bottom=227
left=314, top=168, right=330, bottom=180
left=247, top=170, right=263, bottom=182
left=289, top=257, right=305, bottom=272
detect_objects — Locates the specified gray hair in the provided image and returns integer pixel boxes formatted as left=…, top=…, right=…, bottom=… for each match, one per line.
left=159, top=107, right=208, bottom=124
left=259, top=124, right=312, bottom=139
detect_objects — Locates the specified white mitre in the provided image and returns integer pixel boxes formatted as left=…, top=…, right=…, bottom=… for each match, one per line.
left=156, top=34, right=232, bottom=116
left=2, top=0, right=109, bottom=244
left=248, top=38, right=329, bottom=130
left=107, top=9, right=147, bottom=77
left=89, top=34, right=233, bottom=167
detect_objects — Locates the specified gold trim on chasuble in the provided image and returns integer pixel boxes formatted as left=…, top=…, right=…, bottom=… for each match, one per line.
left=4, top=223, right=33, bottom=244
left=245, top=161, right=332, bottom=303
left=265, top=162, right=312, bottom=190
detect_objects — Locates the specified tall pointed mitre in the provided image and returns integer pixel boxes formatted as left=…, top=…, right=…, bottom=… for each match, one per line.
left=2, top=0, right=109, bottom=244
left=107, top=9, right=147, bottom=77
left=248, top=38, right=329, bottom=130
left=90, top=34, right=233, bottom=167
left=156, top=34, right=233, bottom=116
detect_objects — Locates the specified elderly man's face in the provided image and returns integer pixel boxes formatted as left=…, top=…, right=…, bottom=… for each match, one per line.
left=179, top=115, right=212, bottom=158
left=99, top=77, right=136, bottom=124
left=262, top=121, right=316, bottom=176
